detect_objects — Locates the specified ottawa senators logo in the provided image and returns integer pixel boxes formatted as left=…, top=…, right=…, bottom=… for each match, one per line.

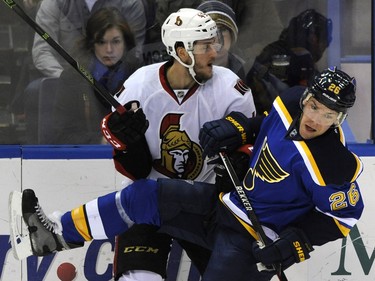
left=153, top=113, right=203, bottom=179
left=244, top=137, right=289, bottom=190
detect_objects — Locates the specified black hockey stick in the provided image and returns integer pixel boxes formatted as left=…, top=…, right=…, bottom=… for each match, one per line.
left=3, top=0, right=126, bottom=114
left=219, top=152, right=288, bottom=281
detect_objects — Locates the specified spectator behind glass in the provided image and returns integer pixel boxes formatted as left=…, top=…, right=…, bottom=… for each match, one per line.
left=197, top=0, right=246, bottom=80
left=23, top=0, right=146, bottom=143
left=32, top=0, right=146, bottom=78
left=246, top=9, right=332, bottom=115
left=49, top=7, right=142, bottom=144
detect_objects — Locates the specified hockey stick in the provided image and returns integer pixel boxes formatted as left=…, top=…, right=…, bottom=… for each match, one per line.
left=2, top=0, right=126, bottom=114
left=219, top=151, right=288, bottom=281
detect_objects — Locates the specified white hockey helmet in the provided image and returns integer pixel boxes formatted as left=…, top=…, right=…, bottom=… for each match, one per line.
left=161, top=8, right=218, bottom=84
left=162, top=8, right=218, bottom=57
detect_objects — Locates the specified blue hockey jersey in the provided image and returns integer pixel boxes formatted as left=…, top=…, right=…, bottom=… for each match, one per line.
left=221, top=87, right=364, bottom=242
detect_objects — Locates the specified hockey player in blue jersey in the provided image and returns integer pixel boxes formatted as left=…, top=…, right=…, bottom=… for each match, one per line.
left=15, top=67, right=364, bottom=281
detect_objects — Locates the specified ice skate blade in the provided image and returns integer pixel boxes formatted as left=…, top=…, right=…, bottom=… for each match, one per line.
left=9, top=191, right=33, bottom=260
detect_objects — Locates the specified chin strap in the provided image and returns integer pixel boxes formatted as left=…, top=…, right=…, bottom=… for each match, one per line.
left=173, top=52, right=205, bottom=86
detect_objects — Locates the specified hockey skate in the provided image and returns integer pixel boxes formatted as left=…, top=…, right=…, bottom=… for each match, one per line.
left=9, top=189, right=71, bottom=260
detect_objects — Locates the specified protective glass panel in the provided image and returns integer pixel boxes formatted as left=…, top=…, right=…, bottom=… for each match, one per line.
left=0, top=0, right=371, bottom=144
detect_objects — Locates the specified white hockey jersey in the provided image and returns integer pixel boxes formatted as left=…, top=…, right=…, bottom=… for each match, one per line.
left=115, top=61, right=256, bottom=183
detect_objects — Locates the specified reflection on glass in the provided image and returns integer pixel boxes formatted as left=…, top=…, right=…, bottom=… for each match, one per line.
left=0, top=0, right=371, bottom=144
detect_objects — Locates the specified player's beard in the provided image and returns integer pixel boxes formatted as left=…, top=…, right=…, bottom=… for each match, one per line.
left=193, top=64, right=214, bottom=83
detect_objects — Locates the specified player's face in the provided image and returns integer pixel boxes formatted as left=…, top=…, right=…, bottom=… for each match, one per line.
left=192, top=37, right=221, bottom=81
left=299, top=97, right=339, bottom=139
left=94, top=27, right=125, bottom=67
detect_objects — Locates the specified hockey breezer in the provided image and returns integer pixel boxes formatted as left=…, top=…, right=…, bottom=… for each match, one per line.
left=219, top=152, right=288, bottom=281
left=2, top=0, right=125, bottom=115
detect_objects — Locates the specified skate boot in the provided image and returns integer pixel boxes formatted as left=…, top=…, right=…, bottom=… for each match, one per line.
left=22, top=189, right=72, bottom=256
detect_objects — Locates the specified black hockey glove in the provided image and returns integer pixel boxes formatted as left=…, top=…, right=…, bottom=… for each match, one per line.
left=252, top=227, right=314, bottom=270
left=213, top=144, right=253, bottom=193
left=101, top=100, right=149, bottom=150
left=199, top=111, right=251, bottom=158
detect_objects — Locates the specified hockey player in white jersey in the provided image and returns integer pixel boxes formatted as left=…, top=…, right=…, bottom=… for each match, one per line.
left=98, top=8, right=255, bottom=281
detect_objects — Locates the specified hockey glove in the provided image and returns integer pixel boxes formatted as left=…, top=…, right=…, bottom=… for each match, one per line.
left=199, top=111, right=251, bottom=158
left=101, top=100, right=149, bottom=150
left=252, top=227, right=314, bottom=270
left=213, top=144, right=253, bottom=193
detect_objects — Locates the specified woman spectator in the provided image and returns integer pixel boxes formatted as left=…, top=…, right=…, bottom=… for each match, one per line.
left=50, top=7, right=142, bottom=144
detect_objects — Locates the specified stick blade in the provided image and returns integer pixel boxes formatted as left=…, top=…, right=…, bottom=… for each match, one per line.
left=8, top=191, right=33, bottom=260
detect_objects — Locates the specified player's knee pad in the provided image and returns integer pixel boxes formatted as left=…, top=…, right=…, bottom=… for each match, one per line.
left=114, top=224, right=172, bottom=280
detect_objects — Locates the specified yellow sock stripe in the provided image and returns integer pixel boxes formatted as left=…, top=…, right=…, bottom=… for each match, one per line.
left=71, top=206, right=92, bottom=241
